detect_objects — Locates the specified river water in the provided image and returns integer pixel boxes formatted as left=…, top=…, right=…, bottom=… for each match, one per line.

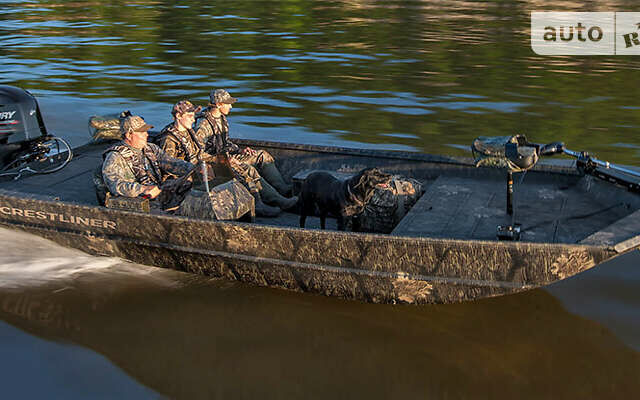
left=1, top=1, right=640, bottom=398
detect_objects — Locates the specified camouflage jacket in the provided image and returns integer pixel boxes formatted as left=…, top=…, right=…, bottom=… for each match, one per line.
left=159, top=122, right=212, bottom=164
left=102, top=141, right=194, bottom=197
left=195, top=108, right=240, bottom=155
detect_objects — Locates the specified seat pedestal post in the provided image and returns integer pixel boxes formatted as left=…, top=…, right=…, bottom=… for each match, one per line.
left=507, top=171, right=513, bottom=216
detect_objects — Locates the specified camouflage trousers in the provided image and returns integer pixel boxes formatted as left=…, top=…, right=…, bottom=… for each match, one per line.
left=230, top=161, right=262, bottom=194
left=192, top=158, right=261, bottom=194
left=232, top=150, right=274, bottom=170
left=230, top=150, right=276, bottom=193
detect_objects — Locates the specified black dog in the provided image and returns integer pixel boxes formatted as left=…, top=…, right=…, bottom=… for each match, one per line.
left=299, top=167, right=392, bottom=231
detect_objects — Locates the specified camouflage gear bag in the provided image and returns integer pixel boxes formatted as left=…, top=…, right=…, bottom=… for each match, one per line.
left=354, top=176, right=424, bottom=234
left=178, top=179, right=254, bottom=221
left=88, top=113, right=153, bottom=141
left=89, top=115, right=122, bottom=141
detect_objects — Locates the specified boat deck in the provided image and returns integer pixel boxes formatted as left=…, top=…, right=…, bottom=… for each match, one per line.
left=391, top=175, right=631, bottom=243
left=1, top=140, right=638, bottom=245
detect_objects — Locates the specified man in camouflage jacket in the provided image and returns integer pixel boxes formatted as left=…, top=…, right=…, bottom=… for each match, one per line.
left=195, top=90, right=297, bottom=214
left=102, top=113, right=195, bottom=211
left=157, top=100, right=280, bottom=216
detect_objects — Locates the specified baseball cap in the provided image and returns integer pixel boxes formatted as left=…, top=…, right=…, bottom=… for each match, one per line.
left=172, top=100, right=199, bottom=116
left=120, top=114, right=153, bottom=134
left=210, top=89, right=238, bottom=105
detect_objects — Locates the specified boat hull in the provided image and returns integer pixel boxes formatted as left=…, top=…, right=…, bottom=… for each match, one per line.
left=0, top=189, right=613, bottom=304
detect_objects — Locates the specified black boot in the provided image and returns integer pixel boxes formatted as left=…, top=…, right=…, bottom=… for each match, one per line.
left=260, top=179, right=297, bottom=210
left=252, top=191, right=280, bottom=217
left=260, top=162, right=293, bottom=196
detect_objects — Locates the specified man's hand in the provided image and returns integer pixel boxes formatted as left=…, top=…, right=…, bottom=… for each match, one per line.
left=141, top=185, right=162, bottom=199
left=242, top=147, right=257, bottom=156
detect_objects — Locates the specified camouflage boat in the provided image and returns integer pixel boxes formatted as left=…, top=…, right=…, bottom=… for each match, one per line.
left=1, top=134, right=640, bottom=304
left=1, top=86, right=639, bottom=304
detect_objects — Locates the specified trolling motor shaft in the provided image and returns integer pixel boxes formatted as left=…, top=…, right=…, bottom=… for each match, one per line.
left=497, top=140, right=564, bottom=241
left=506, top=171, right=514, bottom=216
left=562, top=148, right=640, bottom=193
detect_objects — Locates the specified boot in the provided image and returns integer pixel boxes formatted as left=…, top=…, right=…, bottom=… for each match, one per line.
left=260, top=162, right=293, bottom=196
left=260, top=178, right=298, bottom=210
left=252, top=191, right=280, bottom=217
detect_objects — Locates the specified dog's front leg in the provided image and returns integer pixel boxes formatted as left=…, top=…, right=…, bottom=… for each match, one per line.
left=299, top=214, right=307, bottom=228
left=336, top=216, right=346, bottom=231
left=320, top=214, right=327, bottom=230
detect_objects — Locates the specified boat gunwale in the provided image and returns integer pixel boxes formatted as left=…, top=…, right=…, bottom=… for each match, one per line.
left=79, top=137, right=582, bottom=177
left=232, top=138, right=582, bottom=176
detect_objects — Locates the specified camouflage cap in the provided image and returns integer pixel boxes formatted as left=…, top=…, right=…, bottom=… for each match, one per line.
left=120, top=114, right=153, bottom=135
left=172, top=100, right=199, bottom=117
left=210, top=89, right=237, bottom=105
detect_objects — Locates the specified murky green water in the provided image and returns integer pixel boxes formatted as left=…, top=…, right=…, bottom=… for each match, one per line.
left=3, top=0, right=640, bottom=160
left=1, top=1, right=640, bottom=398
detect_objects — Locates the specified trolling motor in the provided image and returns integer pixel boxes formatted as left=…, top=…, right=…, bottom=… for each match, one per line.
left=472, top=135, right=565, bottom=241
left=473, top=134, right=639, bottom=241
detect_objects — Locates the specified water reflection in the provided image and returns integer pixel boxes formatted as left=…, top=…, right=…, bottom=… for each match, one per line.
left=0, top=228, right=638, bottom=399
left=1, top=269, right=639, bottom=399
left=546, top=250, right=640, bottom=352
left=0, top=321, right=159, bottom=399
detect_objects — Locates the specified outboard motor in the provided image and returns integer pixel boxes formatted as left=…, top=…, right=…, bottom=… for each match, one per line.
left=0, top=85, right=49, bottom=167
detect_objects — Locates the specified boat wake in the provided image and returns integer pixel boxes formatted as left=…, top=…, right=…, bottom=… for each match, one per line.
left=0, top=257, right=120, bottom=289
left=0, top=227, right=186, bottom=290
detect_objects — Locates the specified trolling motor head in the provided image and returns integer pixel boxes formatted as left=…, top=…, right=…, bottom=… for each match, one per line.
left=472, top=135, right=565, bottom=172
left=0, top=85, right=48, bottom=145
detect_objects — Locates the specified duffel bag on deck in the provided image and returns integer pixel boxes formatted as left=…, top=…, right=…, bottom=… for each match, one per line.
left=354, top=176, right=424, bottom=234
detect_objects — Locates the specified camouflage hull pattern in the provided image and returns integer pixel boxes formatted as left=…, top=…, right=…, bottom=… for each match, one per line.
left=0, top=139, right=638, bottom=304
left=0, top=188, right=615, bottom=304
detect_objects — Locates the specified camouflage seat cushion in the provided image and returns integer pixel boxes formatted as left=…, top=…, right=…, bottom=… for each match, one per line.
left=471, top=135, right=539, bottom=172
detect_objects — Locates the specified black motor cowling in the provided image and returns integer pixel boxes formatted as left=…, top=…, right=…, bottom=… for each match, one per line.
left=0, top=85, right=48, bottom=145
